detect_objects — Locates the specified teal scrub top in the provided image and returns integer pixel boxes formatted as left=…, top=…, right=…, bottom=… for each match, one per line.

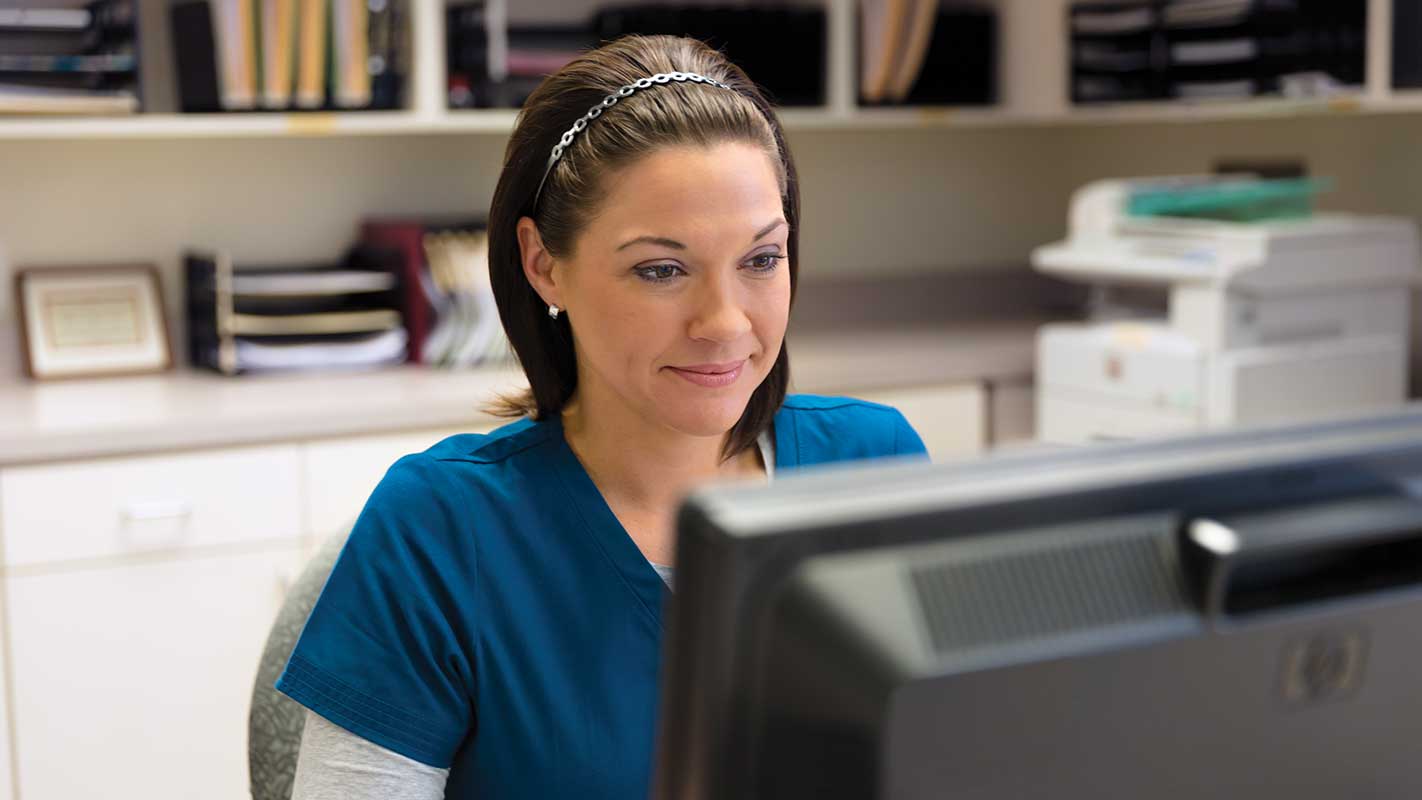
left=276, top=394, right=927, bottom=798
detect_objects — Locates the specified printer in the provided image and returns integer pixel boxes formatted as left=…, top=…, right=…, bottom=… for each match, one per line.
left=1032, top=176, right=1419, bottom=444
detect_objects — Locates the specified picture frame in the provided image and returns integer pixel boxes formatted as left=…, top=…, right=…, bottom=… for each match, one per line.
left=15, top=264, right=174, bottom=380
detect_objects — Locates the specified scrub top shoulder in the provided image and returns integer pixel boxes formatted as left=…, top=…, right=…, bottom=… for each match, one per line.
left=275, top=394, right=927, bottom=799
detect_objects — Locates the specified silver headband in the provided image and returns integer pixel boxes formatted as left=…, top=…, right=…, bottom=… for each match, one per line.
left=532, top=71, right=734, bottom=211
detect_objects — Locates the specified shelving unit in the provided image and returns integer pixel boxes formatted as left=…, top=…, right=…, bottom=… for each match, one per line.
left=1, top=0, right=1417, bottom=140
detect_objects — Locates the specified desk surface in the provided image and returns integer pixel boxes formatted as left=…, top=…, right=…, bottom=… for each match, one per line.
left=0, top=320, right=1045, bottom=466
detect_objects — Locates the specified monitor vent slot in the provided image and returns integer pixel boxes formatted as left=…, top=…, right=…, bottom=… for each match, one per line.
left=910, top=534, right=1187, bottom=655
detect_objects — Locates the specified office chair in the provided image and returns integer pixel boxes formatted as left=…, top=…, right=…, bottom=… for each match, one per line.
left=248, top=530, right=349, bottom=800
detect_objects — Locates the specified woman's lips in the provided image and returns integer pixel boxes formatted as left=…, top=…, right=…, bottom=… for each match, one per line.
left=666, top=360, right=745, bottom=388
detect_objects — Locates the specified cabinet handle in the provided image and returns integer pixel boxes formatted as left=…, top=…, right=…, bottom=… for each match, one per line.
left=121, top=499, right=194, bottom=523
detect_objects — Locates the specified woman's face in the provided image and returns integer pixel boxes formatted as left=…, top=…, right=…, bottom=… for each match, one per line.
left=546, top=141, right=791, bottom=439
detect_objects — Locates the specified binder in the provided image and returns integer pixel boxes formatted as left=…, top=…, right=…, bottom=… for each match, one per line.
left=359, top=216, right=485, bottom=364
left=883, top=0, right=938, bottom=102
left=237, top=0, right=259, bottom=105
left=859, top=0, right=911, bottom=103
left=367, top=0, right=404, bottom=109
left=294, top=0, right=327, bottom=107
left=171, top=2, right=222, bottom=111
left=210, top=0, right=257, bottom=108
left=259, top=0, right=296, bottom=108
left=332, top=0, right=369, bottom=107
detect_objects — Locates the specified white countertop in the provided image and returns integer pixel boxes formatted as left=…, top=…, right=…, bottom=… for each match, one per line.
left=0, top=320, right=1043, bottom=466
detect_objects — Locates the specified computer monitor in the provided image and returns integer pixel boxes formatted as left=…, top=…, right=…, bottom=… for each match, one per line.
left=653, top=404, right=1422, bottom=800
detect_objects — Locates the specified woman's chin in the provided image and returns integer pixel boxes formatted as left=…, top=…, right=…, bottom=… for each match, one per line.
left=656, top=394, right=754, bottom=439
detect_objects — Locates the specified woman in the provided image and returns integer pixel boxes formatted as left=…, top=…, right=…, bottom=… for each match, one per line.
left=278, top=34, right=926, bottom=798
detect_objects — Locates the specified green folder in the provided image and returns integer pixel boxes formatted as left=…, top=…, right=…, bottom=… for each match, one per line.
left=1127, top=178, right=1332, bottom=222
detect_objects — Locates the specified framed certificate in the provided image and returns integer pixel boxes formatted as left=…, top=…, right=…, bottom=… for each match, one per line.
left=15, top=264, right=173, bottom=380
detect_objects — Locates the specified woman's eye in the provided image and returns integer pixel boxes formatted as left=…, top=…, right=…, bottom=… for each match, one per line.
left=634, top=263, right=685, bottom=283
left=745, top=253, right=785, bottom=273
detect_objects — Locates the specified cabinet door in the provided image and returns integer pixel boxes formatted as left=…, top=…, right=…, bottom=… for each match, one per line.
left=857, top=382, right=987, bottom=461
left=303, top=426, right=489, bottom=543
left=0, top=579, right=11, bottom=800
left=7, top=545, right=306, bottom=800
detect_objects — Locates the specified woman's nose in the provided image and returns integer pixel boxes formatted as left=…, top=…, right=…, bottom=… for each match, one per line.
left=687, top=277, right=753, bottom=343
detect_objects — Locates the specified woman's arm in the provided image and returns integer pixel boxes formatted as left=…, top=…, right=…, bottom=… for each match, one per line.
left=291, top=710, right=450, bottom=800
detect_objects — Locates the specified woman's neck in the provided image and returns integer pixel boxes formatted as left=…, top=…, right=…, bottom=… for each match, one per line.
left=559, top=387, right=763, bottom=516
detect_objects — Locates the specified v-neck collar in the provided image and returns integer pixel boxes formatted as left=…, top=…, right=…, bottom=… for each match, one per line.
left=541, top=411, right=792, bottom=631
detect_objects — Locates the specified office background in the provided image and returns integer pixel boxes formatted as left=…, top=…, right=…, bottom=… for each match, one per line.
left=0, top=0, right=1420, bottom=798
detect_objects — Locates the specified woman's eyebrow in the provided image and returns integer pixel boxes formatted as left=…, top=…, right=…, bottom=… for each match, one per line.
left=616, top=235, right=685, bottom=252
left=614, top=219, right=787, bottom=252
left=751, top=219, right=787, bottom=243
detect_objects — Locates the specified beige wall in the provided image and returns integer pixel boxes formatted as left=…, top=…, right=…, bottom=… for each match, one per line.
left=1055, top=114, right=1422, bottom=218
left=3, top=113, right=1421, bottom=387
left=0, top=127, right=1068, bottom=375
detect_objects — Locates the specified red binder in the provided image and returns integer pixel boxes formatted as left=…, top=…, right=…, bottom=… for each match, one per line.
left=359, top=216, right=484, bottom=364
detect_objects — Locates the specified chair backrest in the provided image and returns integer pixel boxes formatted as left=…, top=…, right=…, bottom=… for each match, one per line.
left=249, top=530, right=350, bottom=800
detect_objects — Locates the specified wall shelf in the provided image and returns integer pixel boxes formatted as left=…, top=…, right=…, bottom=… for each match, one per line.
left=6, top=93, right=1422, bottom=141
left=2, top=0, right=1417, bottom=141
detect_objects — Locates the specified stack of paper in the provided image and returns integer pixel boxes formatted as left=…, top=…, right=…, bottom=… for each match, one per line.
left=185, top=247, right=410, bottom=376
left=234, top=328, right=407, bottom=371
left=0, top=1, right=140, bottom=115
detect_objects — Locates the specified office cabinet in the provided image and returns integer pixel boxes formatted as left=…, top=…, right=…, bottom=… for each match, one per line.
left=0, top=383, right=990, bottom=799
left=858, top=381, right=988, bottom=461
left=0, top=445, right=303, bottom=568
left=6, top=545, right=304, bottom=800
left=0, top=579, right=12, bottom=800
left=0, top=420, right=494, bottom=799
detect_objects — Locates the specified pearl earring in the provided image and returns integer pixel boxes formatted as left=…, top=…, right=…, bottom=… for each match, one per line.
left=548, top=304, right=561, bottom=320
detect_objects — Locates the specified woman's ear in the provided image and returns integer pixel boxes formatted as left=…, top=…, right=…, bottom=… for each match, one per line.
left=516, top=217, right=561, bottom=309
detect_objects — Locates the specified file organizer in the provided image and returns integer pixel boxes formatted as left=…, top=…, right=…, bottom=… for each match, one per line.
left=184, top=245, right=406, bottom=375
left=0, top=0, right=142, bottom=114
left=1070, top=2, right=1161, bottom=104
left=1069, top=0, right=1366, bottom=105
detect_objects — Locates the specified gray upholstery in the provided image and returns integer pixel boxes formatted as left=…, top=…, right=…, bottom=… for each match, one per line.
left=249, top=531, right=350, bottom=800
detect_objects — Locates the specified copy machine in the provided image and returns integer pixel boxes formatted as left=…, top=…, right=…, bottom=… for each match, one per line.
left=1032, top=176, right=1419, bottom=444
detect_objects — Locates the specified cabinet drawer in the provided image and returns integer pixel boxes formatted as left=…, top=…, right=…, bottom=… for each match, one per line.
left=1, top=444, right=302, bottom=567
left=303, top=427, right=485, bottom=540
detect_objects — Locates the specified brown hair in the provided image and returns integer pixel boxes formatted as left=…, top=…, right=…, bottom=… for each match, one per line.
left=486, top=34, right=800, bottom=461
